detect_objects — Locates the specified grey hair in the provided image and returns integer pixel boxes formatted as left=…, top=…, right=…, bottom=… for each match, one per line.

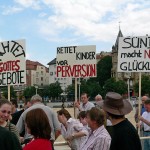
left=31, top=94, right=42, bottom=102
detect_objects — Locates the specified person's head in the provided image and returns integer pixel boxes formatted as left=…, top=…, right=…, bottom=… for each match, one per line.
left=25, top=108, right=51, bottom=139
left=0, top=100, right=12, bottom=123
left=144, top=99, right=150, bottom=112
left=10, top=99, right=18, bottom=113
left=142, top=96, right=149, bottom=105
left=24, top=101, right=32, bottom=109
left=57, top=109, right=71, bottom=124
left=81, top=93, right=89, bottom=104
left=103, top=92, right=132, bottom=118
left=95, top=94, right=102, bottom=102
left=86, top=107, right=105, bottom=130
left=78, top=111, right=87, bottom=126
left=30, top=94, right=42, bottom=105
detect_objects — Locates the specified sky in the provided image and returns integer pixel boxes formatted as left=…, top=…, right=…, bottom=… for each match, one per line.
left=0, top=0, right=150, bottom=66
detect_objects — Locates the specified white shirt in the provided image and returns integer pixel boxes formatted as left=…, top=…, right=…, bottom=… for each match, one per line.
left=61, top=118, right=88, bottom=150
left=80, top=125, right=111, bottom=150
left=142, top=111, right=150, bottom=131
left=79, top=101, right=95, bottom=111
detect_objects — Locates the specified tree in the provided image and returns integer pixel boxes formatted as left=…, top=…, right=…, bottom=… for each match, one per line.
left=103, top=78, right=128, bottom=96
left=49, top=81, right=63, bottom=98
left=23, top=86, right=36, bottom=99
left=97, top=56, right=112, bottom=87
left=134, top=75, right=150, bottom=96
left=3, top=86, right=17, bottom=99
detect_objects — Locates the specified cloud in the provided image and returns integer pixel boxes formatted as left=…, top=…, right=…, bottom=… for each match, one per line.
left=2, top=6, right=23, bottom=15
left=2, top=0, right=150, bottom=45
left=14, top=0, right=41, bottom=9
left=38, top=12, right=47, bottom=17
left=35, top=0, right=150, bottom=44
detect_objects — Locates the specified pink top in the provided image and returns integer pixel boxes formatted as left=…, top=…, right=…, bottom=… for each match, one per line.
left=23, top=139, right=52, bottom=150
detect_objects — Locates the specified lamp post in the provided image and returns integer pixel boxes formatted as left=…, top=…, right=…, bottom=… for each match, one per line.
left=127, top=76, right=131, bottom=101
left=78, top=78, right=81, bottom=102
left=34, top=85, right=38, bottom=94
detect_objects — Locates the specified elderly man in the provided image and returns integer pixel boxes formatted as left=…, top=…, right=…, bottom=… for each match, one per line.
left=74, top=93, right=94, bottom=112
left=95, top=94, right=103, bottom=109
left=16, top=94, right=61, bottom=148
left=80, top=107, right=111, bottom=150
left=135, top=95, right=148, bottom=123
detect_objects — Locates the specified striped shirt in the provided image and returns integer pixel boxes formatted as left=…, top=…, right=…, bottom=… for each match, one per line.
left=80, top=125, right=111, bottom=150
left=5, top=122, right=20, bottom=142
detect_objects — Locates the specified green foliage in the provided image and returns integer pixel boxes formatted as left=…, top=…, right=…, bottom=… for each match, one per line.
left=23, top=82, right=63, bottom=99
left=23, top=86, right=36, bottom=99
left=134, top=75, right=150, bottom=96
left=49, top=81, right=63, bottom=98
left=97, top=56, right=112, bottom=86
left=3, top=86, right=17, bottom=99
left=103, top=78, right=128, bottom=96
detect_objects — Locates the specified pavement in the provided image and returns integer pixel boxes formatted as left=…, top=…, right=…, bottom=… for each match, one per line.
left=53, top=107, right=137, bottom=150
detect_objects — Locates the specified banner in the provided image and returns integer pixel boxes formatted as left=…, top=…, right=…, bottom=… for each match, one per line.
left=0, top=39, right=26, bottom=86
left=56, top=45, right=96, bottom=78
left=118, top=36, right=150, bottom=72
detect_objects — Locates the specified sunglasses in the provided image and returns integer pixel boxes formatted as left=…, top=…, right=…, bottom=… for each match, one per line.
left=0, top=110, right=11, bottom=115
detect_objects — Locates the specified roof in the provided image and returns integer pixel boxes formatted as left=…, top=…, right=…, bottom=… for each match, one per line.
left=47, top=58, right=56, bottom=65
left=26, top=59, right=49, bottom=72
left=115, top=29, right=123, bottom=47
left=112, top=29, right=123, bottom=52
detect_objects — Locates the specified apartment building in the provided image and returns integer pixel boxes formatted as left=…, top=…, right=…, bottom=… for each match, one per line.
left=26, top=60, right=49, bottom=87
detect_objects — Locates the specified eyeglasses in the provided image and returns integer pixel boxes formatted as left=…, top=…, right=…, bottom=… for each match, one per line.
left=0, top=110, right=11, bottom=115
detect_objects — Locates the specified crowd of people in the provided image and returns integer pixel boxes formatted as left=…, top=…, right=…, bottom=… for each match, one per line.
left=1, top=91, right=150, bottom=150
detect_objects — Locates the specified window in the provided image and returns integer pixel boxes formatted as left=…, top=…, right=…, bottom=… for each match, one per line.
left=50, top=72, right=53, bottom=76
left=41, top=71, right=43, bottom=75
left=41, top=77, right=43, bottom=81
left=36, top=72, right=39, bottom=77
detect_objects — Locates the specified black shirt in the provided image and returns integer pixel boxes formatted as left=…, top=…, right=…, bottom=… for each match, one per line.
left=107, top=119, right=142, bottom=150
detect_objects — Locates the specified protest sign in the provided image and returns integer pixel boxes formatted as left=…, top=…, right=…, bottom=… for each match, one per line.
left=0, top=39, right=26, bottom=86
left=56, top=45, right=96, bottom=78
left=118, top=36, right=150, bottom=72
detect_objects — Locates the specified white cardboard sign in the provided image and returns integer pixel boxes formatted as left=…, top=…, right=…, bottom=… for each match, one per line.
left=118, top=36, right=150, bottom=72
left=56, top=45, right=96, bottom=78
left=0, top=39, right=26, bottom=86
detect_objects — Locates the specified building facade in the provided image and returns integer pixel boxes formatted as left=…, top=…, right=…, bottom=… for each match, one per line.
left=26, top=60, right=49, bottom=87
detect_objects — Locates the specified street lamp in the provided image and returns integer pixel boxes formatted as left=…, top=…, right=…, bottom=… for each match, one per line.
left=77, top=78, right=81, bottom=102
left=34, top=84, right=38, bottom=94
left=127, top=75, right=131, bottom=101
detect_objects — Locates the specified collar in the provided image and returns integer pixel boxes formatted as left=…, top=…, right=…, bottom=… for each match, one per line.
left=83, top=101, right=89, bottom=107
left=67, top=118, right=74, bottom=123
left=92, top=125, right=105, bottom=137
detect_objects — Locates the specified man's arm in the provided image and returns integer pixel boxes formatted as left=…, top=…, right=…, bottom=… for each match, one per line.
left=139, top=116, right=150, bottom=126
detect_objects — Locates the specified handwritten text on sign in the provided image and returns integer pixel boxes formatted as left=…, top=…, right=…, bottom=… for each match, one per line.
left=0, top=40, right=26, bottom=86
left=117, top=36, right=150, bottom=72
left=56, top=45, right=96, bottom=78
